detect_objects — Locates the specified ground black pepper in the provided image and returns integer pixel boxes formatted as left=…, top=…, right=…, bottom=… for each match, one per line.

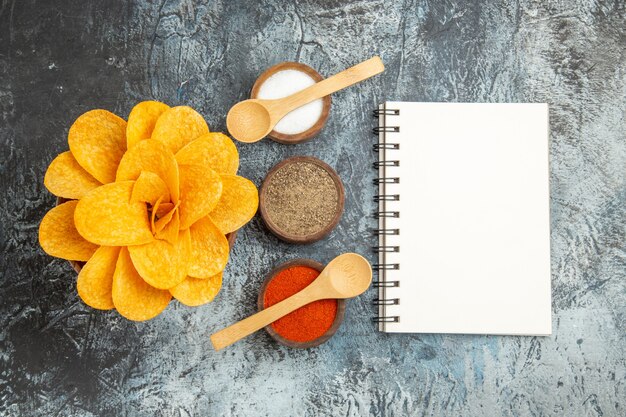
left=264, top=161, right=339, bottom=237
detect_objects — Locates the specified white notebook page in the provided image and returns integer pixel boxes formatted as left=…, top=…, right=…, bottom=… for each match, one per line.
left=379, top=102, right=551, bottom=335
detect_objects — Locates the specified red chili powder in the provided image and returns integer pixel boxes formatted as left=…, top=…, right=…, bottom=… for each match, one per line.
left=263, top=265, right=338, bottom=343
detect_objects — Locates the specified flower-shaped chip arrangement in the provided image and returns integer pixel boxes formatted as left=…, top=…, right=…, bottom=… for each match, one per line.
left=39, top=101, right=258, bottom=321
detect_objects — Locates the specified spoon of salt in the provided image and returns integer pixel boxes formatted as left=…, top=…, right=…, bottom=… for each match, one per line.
left=210, top=253, right=372, bottom=351
left=226, top=56, right=385, bottom=143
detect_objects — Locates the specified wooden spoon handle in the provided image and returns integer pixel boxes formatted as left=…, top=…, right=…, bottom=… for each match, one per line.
left=271, top=56, right=385, bottom=118
left=210, top=286, right=321, bottom=351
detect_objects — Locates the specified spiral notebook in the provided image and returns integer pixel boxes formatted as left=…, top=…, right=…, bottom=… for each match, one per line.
left=374, top=102, right=551, bottom=335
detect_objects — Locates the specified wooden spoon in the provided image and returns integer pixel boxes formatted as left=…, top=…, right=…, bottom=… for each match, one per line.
left=210, top=253, right=372, bottom=351
left=226, top=56, right=385, bottom=143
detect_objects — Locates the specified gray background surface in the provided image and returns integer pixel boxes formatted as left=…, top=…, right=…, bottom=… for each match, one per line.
left=1, top=0, right=625, bottom=416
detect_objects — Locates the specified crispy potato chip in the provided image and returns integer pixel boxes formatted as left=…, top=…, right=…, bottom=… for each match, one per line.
left=131, top=171, right=170, bottom=205
left=175, top=132, right=239, bottom=175
left=151, top=106, right=209, bottom=154
left=68, top=109, right=127, bottom=184
left=187, top=216, right=229, bottom=279
left=44, top=151, right=102, bottom=199
left=112, top=247, right=171, bottom=321
left=75, top=181, right=154, bottom=246
left=126, top=101, right=170, bottom=149
left=156, top=209, right=180, bottom=245
left=155, top=202, right=175, bottom=218
left=151, top=195, right=165, bottom=234
left=154, top=203, right=178, bottom=234
left=170, top=272, right=223, bottom=307
left=128, top=228, right=191, bottom=289
left=178, top=164, right=222, bottom=230
left=116, top=139, right=180, bottom=203
left=209, top=175, right=258, bottom=234
left=39, top=200, right=99, bottom=261
left=76, top=246, right=120, bottom=310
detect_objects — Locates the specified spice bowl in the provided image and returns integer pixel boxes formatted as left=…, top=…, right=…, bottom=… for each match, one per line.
left=257, top=259, right=346, bottom=349
left=250, top=62, right=331, bottom=144
left=260, top=156, right=345, bottom=244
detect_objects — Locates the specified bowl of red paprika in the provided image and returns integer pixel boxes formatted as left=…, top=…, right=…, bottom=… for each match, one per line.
left=258, top=259, right=346, bottom=348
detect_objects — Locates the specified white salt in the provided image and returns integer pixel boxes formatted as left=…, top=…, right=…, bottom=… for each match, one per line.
left=256, top=69, right=324, bottom=135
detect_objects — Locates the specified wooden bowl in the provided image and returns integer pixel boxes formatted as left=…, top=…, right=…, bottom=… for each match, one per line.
left=250, top=62, right=331, bottom=144
left=257, top=258, right=346, bottom=349
left=259, top=156, right=345, bottom=244
left=57, top=197, right=237, bottom=273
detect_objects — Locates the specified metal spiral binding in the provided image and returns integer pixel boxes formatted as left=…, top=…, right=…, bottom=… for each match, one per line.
left=373, top=109, right=400, bottom=117
left=373, top=246, right=399, bottom=253
left=372, top=280, right=399, bottom=288
left=373, top=298, right=400, bottom=306
left=372, top=211, right=399, bottom=218
left=372, top=126, right=399, bottom=134
left=373, top=263, right=399, bottom=270
left=373, top=106, right=401, bottom=327
left=372, top=316, right=400, bottom=323
left=373, top=194, right=399, bottom=202
left=373, top=177, right=399, bottom=185
left=372, top=160, right=399, bottom=168
left=371, top=228, right=399, bottom=235
left=373, top=143, right=400, bottom=151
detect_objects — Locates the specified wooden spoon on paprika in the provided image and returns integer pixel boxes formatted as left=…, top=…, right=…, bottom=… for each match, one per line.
left=210, top=253, right=372, bottom=351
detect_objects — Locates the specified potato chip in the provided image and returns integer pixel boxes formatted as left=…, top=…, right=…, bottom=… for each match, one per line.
left=75, top=181, right=154, bottom=246
left=128, top=228, right=191, bottom=289
left=76, top=246, right=120, bottom=310
left=151, top=106, right=209, bottom=155
left=209, top=175, right=258, bottom=234
left=156, top=209, right=179, bottom=245
left=151, top=195, right=164, bottom=234
left=44, top=151, right=102, bottom=199
left=169, top=272, right=223, bottom=307
left=39, top=200, right=99, bottom=261
left=116, top=139, right=180, bottom=203
left=131, top=171, right=170, bottom=205
left=178, top=164, right=222, bottom=230
left=187, top=216, right=229, bottom=279
left=155, top=202, right=175, bottom=218
left=68, top=109, right=127, bottom=184
left=126, top=101, right=170, bottom=149
left=112, top=247, right=171, bottom=321
left=175, top=132, right=239, bottom=175
left=154, top=203, right=178, bottom=234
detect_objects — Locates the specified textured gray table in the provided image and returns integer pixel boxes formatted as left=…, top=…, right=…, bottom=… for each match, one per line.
left=1, top=1, right=624, bottom=416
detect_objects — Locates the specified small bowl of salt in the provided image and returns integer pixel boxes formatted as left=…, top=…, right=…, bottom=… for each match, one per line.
left=250, top=62, right=331, bottom=144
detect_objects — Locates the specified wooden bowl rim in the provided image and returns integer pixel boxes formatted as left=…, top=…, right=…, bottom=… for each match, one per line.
left=250, top=62, right=331, bottom=145
left=259, top=156, right=345, bottom=244
left=257, top=258, right=346, bottom=349
left=56, top=197, right=238, bottom=273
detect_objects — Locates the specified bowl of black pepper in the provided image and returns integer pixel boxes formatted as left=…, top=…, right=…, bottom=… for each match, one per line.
left=259, top=156, right=345, bottom=244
